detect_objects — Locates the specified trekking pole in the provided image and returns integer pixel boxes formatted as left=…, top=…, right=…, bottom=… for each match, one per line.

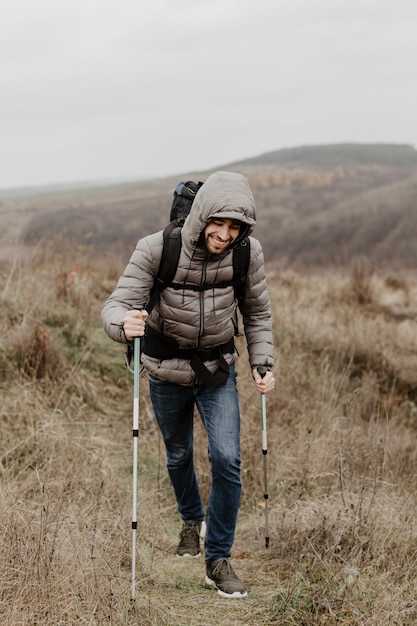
left=257, top=366, right=270, bottom=549
left=130, top=307, right=143, bottom=602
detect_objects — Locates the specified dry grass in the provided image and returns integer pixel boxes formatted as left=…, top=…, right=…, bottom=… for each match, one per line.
left=1, top=243, right=417, bottom=624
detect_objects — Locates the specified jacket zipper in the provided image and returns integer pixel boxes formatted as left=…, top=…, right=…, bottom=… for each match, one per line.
left=198, top=258, right=208, bottom=344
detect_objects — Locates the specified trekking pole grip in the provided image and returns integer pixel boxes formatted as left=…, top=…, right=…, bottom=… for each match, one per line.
left=257, top=366, right=268, bottom=379
left=132, top=305, right=144, bottom=371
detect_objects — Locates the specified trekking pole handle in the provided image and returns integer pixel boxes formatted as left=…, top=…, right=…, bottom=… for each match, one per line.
left=257, top=366, right=268, bottom=379
left=131, top=306, right=144, bottom=430
left=132, top=306, right=145, bottom=346
left=125, top=306, right=145, bottom=373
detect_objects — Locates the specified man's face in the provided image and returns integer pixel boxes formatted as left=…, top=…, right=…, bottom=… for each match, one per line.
left=203, top=218, right=241, bottom=255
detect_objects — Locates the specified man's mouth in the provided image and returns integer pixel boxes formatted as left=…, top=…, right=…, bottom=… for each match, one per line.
left=211, top=236, right=230, bottom=246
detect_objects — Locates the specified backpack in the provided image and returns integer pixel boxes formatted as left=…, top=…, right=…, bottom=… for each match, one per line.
left=146, top=180, right=251, bottom=315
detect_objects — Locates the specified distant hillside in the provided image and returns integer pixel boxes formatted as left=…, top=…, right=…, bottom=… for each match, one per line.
left=229, top=142, right=417, bottom=170
left=237, top=143, right=417, bottom=268
left=2, top=143, right=417, bottom=269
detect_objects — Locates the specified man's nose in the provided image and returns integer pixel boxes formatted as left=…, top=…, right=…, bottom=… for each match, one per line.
left=219, top=225, right=230, bottom=239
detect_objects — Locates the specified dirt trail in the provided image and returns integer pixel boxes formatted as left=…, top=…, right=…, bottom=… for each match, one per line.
left=130, top=526, right=281, bottom=625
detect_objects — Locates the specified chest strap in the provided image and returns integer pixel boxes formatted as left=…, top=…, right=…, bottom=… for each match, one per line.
left=143, top=325, right=234, bottom=390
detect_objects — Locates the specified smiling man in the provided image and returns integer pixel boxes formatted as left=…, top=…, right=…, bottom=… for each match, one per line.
left=101, top=171, right=275, bottom=599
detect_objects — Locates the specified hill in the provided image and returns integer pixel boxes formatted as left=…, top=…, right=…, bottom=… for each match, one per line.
left=1, top=142, right=417, bottom=269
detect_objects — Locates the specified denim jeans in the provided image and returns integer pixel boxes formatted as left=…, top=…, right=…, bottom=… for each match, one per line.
left=149, top=365, right=241, bottom=564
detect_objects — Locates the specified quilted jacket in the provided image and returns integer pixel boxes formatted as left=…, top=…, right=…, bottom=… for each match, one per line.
left=101, top=171, right=274, bottom=385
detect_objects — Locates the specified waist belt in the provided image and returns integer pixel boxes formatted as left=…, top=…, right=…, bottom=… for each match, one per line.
left=143, top=325, right=235, bottom=391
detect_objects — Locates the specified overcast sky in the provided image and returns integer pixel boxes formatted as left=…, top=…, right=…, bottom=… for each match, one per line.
left=1, top=0, right=416, bottom=189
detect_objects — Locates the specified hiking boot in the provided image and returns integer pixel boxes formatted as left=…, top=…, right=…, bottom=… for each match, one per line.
left=205, top=559, right=247, bottom=598
left=176, top=522, right=203, bottom=558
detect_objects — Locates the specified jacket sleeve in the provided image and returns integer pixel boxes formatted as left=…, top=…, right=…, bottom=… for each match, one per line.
left=239, top=237, right=274, bottom=369
left=101, top=232, right=162, bottom=343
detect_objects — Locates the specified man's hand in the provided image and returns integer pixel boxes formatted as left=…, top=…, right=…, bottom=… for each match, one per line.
left=252, top=368, right=275, bottom=394
left=123, top=309, right=148, bottom=341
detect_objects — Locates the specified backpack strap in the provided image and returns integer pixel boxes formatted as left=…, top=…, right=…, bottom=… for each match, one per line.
left=232, top=238, right=250, bottom=303
left=231, top=238, right=251, bottom=336
left=143, top=325, right=234, bottom=390
left=146, top=221, right=182, bottom=314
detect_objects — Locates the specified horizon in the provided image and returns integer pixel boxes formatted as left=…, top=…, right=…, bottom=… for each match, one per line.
left=1, top=140, right=416, bottom=199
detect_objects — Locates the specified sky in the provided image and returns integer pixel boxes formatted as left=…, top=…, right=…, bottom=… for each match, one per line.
left=1, top=0, right=417, bottom=189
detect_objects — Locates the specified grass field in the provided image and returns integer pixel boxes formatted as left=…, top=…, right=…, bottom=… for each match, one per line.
left=1, top=242, right=417, bottom=625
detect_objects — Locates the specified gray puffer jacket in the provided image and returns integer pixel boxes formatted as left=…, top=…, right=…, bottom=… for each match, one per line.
left=101, top=171, right=274, bottom=385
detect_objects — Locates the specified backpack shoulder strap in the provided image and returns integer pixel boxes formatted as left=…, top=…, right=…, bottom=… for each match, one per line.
left=232, top=237, right=251, bottom=302
left=158, top=220, right=183, bottom=285
left=146, top=221, right=182, bottom=314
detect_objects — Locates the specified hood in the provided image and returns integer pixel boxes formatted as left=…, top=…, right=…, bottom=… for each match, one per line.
left=181, top=171, right=256, bottom=252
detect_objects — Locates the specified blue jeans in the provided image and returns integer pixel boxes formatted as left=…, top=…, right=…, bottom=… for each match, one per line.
left=149, top=365, right=241, bottom=564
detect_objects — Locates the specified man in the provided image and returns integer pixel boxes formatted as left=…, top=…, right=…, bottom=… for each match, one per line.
left=101, top=171, right=275, bottom=598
